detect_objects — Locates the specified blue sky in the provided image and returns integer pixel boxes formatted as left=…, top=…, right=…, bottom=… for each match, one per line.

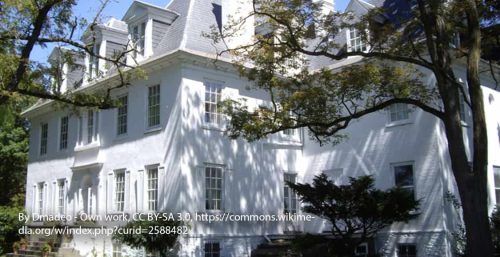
left=31, top=0, right=349, bottom=64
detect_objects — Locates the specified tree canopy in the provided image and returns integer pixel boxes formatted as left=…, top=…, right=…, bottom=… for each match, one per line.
left=0, top=0, right=138, bottom=110
left=209, top=0, right=500, bottom=256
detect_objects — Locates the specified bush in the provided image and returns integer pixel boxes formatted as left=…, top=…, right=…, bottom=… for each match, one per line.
left=0, top=206, right=24, bottom=255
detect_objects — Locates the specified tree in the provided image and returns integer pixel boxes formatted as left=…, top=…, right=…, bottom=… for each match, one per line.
left=112, top=217, right=182, bottom=257
left=208, top=0, right=500, bottom=256
left=288, top=174, right=419, bottom=257
left=0, top=0, right=138, bottom=110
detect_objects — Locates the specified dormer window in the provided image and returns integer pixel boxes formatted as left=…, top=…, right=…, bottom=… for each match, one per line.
left=347, top=28, right=367, bottom=52
left=132, top=22, right=146, bottom=57
left=88, top=43, right=101, bottom=79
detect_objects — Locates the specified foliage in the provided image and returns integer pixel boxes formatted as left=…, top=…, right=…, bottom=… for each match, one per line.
left=112, top=216, right=182, bottom=257
left=41, top=242, right=52, bottom=253
left=0, top=0, right=139, bottom=109
left=210, top=0, right=498, bottom=256
left=288, top=174, right=419, bottom=256
left=0, top=205, right=25, bottom=255
left=490, top=208, right=500, bottom=256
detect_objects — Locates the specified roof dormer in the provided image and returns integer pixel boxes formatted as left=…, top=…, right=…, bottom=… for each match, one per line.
left=81, top=18, right=128, bottom=82
left=122, top=1, right=179, bottom=62
left=48, top=47, right=85, bottom=93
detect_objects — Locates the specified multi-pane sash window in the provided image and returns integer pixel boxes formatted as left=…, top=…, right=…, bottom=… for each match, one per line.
left=284, top=173, right=298, bottom=214
left=348, top=28, right=366, bottom=52
left=40, top=123, right=48, bottom=155
left=58, top=180, right=65, bottom=215
left=60, top=116, right=68, bottom=150
left=88, top=44, right=100, bottom=79
left=112, top=243, right=122, bottom=257
left=494, top=166, right=500, bottom=205
left=87, top=110, right=94, bottom=143
left=148, top=85, right=160, bottom=128
left=38, top=183, right=44, bottom=214
left=204, top=242, right=220, bottom=257
left=147, top=167, right=159, bottom=212
left=204, top=82, right=222, bottom=125
left=397, top=244, right=417, bottom=257
left=354, top=243, right=368, bottom=257
left=115, top=172, right=125, bottom=212
left=205, top=166, right=223, bottom=211
left=132, top=22, right=146, bottom=56
left=117, top=95, right=128, bottom=135
left=394, top=163, right=415, bottom=198
left=389, top=103, right=409, bottom=122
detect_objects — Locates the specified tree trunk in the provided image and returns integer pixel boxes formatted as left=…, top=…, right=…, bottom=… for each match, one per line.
left=440, top=92, right=494, bottom=257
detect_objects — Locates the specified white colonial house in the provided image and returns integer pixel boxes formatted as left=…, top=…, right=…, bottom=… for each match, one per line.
left=21, top=0, right=500, bottom=257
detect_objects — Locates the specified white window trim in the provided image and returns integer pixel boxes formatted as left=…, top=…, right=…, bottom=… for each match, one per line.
left=203, top=240, right=221, bottom=257
left=114, top=169, right=126, bottom=213
left=392, top=161, right=416, bottom=199
left=116, top=94, right=129, bottom=138
left=386, top=103, right=412, bottom=127
left=59, top=116, right=69, bottom=151
left=204, top=163, right=225, bottom=212
left=145, top=84, right=162, bottom=131
left=354, top=242, right=369, bottom=257
left=145, top=164, right=160, bottom=212
left=397, top=243, right=418, bottom=257
left=202, top=80, right=226, bottom=131
left=57, top=179, right=66, bottom=215
left=283, top=172, right=298, bottom=214
left=346, top=28, right=369, bottom=53
left=39, top=123, right=48, bottom=156
left=493, top=166, right=500, bottom=205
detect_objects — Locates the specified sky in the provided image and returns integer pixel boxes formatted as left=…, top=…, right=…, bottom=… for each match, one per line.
left=31, top=0, right=350, bottom=64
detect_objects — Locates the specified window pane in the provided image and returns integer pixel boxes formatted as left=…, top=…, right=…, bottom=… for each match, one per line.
left=117, top=95, right=128, bottom=135
left=394, top=165, right=413, bottom=187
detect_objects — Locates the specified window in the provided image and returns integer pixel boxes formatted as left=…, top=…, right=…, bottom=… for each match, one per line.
left=38, top=183, right=44, bottom=214
left=389, top=103, right=410, bottom=122
left=115, top=171, right=125, bottom=212
left=354, top=243, right=368, bottom=257
left=397, top=244, right=417, bottom=257
left=147, top=85, right=161, bottom=128
left=494, top=166, right=500, bottom=205
left=204, top=82, right=222, bottom=125
left=394, top=163, right=415, bottom=198
left=205, top=166, right=223, bottom=211
left=147, top=166, right=159, bottom=212
left=283, top=128, right=296, bottom=136
left=204, top=242, right=220, bottom=257
left=112, top=242, right=122, bottom=257
left=40, top=123, right=48, bottom=155
left=117, top=95, right=128, bottom=135
left=88, top=43, right=100, bottom=79
left=284, top=173, right=298, bottom=214
left=59, top=116, right=68, bottom=150
left=348, top=28, right=366, bottom=52
left=87, top=110, right=94, bottom=143
left=57, top=180, right=65, bottom=215
left=132, top=22, right=146, bottom=57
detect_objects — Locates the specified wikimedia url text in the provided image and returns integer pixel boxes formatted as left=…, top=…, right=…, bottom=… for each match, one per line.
left=19, top=212, right=315, bottom=224
left=18, top=225, right=190, bottom=237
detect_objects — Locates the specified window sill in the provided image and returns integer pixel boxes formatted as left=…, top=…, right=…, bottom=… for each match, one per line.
left=202, top=124, right=225, bottom=132
left=385, top=119, right=412, bottom=128
left=144, top=126, right=162, bottom=134
left=74, top=142, right=100, bottom=152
